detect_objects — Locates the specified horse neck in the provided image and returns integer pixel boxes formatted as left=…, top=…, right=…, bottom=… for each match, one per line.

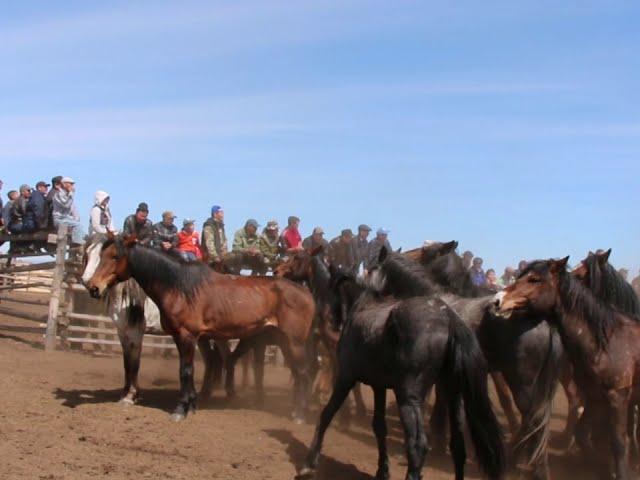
left=429, top=254, right=481, bottom=298
left=309, top=258, right=331, bottom=301
left=124, top=246, right=174, bottom=305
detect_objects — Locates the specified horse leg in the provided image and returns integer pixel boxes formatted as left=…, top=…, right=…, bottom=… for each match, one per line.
left=608, top=391, right=631, bottom=480
left=241, top=349, right=252, bottom=389
left=559, top=364, right=582, bottom=449
left=170, top=330, right=197, bottom=421
left=492, top=371, right=520, bottom=435
left=395, top=386, right=429, bottom=480
left=353, top=383, right=367, bottom=419
left=225, top=338, right=254, bottom=399
left=117, top=304, right=145, bottom=405
left=197, top=337, right=218, bottom=400
left=372, top=387, right=390, bottom=480
left=429, top=382, right=448, bottom=456
left=283, top=340, right=311, bottom=423
left=298, top=377, right=355, bottom=477
left=252, top=339, right=267, bottom=405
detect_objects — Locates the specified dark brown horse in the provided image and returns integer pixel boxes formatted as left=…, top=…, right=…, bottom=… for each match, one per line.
left=496, top=257, right=640, bottom=480
left=86, top=234, right=316, bottom=422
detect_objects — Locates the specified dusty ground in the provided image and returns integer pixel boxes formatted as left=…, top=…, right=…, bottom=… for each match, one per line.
left=0, top=293, right=594, bottom=480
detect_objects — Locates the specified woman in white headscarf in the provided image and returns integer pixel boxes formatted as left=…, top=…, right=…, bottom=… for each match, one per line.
left=89, top=190, right=115, bottom=235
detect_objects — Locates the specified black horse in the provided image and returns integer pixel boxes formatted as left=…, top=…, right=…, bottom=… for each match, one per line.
left=412, top=241, right=562, bottom=480
left=299, top=248, right=505, bottom=480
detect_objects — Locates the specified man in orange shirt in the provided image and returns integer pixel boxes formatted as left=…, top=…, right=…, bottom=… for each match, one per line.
left=177, top=218, right=202, bottom=262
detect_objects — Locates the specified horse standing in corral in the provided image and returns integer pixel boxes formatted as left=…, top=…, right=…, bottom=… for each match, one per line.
left=274, top=247, right=366, bottom=418
left=496, top=257, right=640, bottom=480
left=407, top=241, right=562, bottom=480
left=85, top=233, right=316, bottom=422
left=299, top=248, right=505, bottom=480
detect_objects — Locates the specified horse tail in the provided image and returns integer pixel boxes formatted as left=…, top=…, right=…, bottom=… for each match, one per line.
left=510, top=322, right=562, bottom=471
left=445, top=310, right=506, bottom=479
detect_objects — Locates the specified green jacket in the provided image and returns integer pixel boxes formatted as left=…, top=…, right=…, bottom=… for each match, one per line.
left=201, top=218, right=227, bottom=262
left=259, top=232, right=280, bottom=262
left=232, top=227, right=260, bottom=253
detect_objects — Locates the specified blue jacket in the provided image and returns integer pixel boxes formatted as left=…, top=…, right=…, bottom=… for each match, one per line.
left=25, top=190, right=49, bottom=229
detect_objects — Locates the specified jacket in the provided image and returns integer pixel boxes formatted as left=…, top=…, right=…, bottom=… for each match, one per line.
left=25, top=190, right=49, bottom=229
left=232, top=227, right=260, bottom=253
left=2, top=201, right=15, bottom=228
left=259, top=231, right=280, bottom=262
left=280, top=227, right=302, bottom=250
left=302, top=236, right=330, bottom=263
left=89, top=190, right=114, bottom=235
left=329, top=236, right=356, bottom=271
left=177, top=230, right=202, bottom=259
left=352, top=236, right=370, bottom=269
left=152, top=222, right=178, bottom=249
left=122, top=215, right=154, bottom=245
left=52, top=189, right=79, bottom=221
left=201, top=217, right=227, bottom=262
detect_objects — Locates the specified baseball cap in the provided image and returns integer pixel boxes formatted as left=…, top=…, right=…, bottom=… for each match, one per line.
left=136, top=202, right=149, bottom=213
left=61, top=176, right=75, bottom=184
left=312, top=226, right=324, bottom=235
left=358, top=224, right=372, bottom=232
left=376, top=228, right=390, bottom=235
left=265, top=220, right=279, bottom=230
left=245, top=218, right=260, bottom=229
left=341, top=228, right=354, bottom=237
left=211, top=205, right=222, bottom=215
left=183, top=218, right=195, bottom=227
left=162, top=210, right=176, bottom=219
left=35, top=180, right=50, bottom=189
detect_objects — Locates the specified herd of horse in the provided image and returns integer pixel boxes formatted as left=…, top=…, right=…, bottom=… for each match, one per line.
left=81, top=232, right=640, bottom=479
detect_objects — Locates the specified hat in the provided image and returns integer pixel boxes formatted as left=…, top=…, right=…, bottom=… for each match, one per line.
left=288, top=215, right=300, bottom=225
left=245, top=218, right=260, bottom=229
left=376, top=228, right=389, bottom=235
left=312, top=226, right=324, bottom=235
left=61, top=176, right=75, bottom=184
left=341, top=228, right=354, bottom=237
left=35, top=180, right=50, bottom=189
left=136, top=202, right=149, bottom=213
left=211, top=205, right=222, bottom=215
left=183, top=218, right=195, bottom=227
left=19, top=184, right=32, bottom=192
left=358, top=224, right=372, bottom=232
left=51, top=175, right=63, bottom=186
left=162, top=211, right=176, bottom=220
left=265, top=220, right=279, bottom=230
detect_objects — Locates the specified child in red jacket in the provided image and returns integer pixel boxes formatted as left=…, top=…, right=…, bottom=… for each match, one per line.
left=177, top=218, right=202, bottom=261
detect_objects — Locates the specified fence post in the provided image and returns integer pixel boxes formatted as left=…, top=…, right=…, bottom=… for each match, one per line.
left=45, top=223, right=68, bottom=351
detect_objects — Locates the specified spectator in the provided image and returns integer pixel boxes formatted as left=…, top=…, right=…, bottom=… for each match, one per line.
left=46, top=175, right=63, bottom=229
left=2, top=190, right=18, bottom=232
left=24, top=181, right=50, bottom=233
left=176, top=218, right=202, bottom=262
left=499, top=266, right=516, bottom=287
left=618, top=268, right=629, bottom=283
left=516, top=260, right=528, bottom=277
left=52, top=177, right=84, bottom=245
left=631, top=269, right=640, bottom=298
left=303, top=226, right=330, bottom=263
left=462, top=250, right=474, bottom=270
left=89, top=190, right=115, bottom=235
left=352, top=224, right=371, bottom=273
left=229, top=219, right=265, bottom=275
left=366, top=228, right=392, bottom=272
left=280, top=215, right=303, bottom=254
left=122, top=202, right=154, bottom=245
left=201, top=205, right=227, bottom=269
left=0, top=179, right=3, bottom=226
left=329, top=228, right=356, bottom=273
left=153, top=211, right=179, bottom=252
left=8, top=184, right=32, bottom=234
left=259, top=220, right=281, bottom=271
left=470, top=257, right=486, bottom=287
left=485, top=268, right=501, bottom=292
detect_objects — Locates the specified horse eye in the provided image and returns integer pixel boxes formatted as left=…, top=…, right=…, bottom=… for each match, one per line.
left=528, top=276, right=541, bottom=283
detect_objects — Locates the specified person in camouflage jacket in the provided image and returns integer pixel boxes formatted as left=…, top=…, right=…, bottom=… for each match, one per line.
left=259, top=220, right=281, bottom=271
left=228, top=218, right=266, bottom=275
left=201, top=205, right=227, bottom=269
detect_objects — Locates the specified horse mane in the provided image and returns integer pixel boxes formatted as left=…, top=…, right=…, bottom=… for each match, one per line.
left=114, top=241, right=210, bottom=301
left=585, top=254, right=640, bottom=317
left=379, top=252, right=436, bottom=298
left=423, top=251, right=483, bottom=297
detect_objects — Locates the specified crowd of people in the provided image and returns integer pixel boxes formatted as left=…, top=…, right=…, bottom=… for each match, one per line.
left=2, top=178, right=639, bottom=295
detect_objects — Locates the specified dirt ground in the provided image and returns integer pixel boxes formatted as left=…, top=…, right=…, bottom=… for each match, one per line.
left=0, top=293, right=594, bottom=480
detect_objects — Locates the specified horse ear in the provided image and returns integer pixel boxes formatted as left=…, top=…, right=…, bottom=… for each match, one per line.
left=442, top=240, right=458, bottom=255
left=309, top=245, right=323, bottom=257
left=599, top=248, right=612, bottom=263
left=553, top=256, right=570, bottom=271
left=396, top=247, right=402, bottom=254
left=106, top=230, right=116, bottom=241
left=378, top=246, right=388, bottom=264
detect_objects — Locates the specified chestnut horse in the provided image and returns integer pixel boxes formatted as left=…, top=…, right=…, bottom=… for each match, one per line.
left=86, top=234, right=315, bottom=422
left=496, top=257, right=640, bottom=480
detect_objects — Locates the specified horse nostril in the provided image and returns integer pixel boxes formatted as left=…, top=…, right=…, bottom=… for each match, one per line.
left=88, top=286, right=100, bottom=298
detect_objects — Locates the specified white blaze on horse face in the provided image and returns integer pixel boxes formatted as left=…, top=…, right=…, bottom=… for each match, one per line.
left=365, top=268, right=386, bottom=293
left=81, top=241, right=103, bottom=284
left=494, top=291, right=506, bottom=308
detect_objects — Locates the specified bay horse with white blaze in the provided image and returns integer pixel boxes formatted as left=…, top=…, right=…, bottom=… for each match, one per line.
left=86, top=234, right=315, bottom=422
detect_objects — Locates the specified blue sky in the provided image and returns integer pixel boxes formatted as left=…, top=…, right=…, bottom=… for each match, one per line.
left=1, top=1, right=638, bottom=274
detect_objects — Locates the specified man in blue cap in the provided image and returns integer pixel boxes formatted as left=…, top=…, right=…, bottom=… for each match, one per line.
left=228, top=218, right=266, bottom=275
left=365, top=227, right=392, bottom=273
left=201, top=205, right=227, bottom=270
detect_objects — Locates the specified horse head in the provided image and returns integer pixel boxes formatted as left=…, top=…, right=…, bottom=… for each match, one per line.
left=86, top=234, right=137, bottom=298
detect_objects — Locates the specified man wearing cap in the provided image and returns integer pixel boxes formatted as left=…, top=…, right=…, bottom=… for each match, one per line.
left=8, top=184, right=32, bottom=234
left=303, top=226, right=330, bottom=263
left=152, top=211, right=179, bottom=252
left=122, top=202, right=154, bottom=246
left=52, top=177, right=84, bottom=244
left=24, top=181, right=50, bottom=235
left=280, top=216, right=303, bottom=254
left=177, top=218, right=202, bottom=262
left=329, top=229, right=357, bottom=273
left=366, top=228, right=392, bottom=272
left=259, top=220, right=281, bottom=271
left=228, top=218, right=266, bottom=275
left=201, top=205, right=228, bottom=269
left=352, top=224, right=372, bottom=274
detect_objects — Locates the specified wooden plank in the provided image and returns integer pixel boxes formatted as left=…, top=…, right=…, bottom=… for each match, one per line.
left=0, top=282, right=49, bottom=291
left=0, top=262, right=56, bottom=274
left=0, top=305, right=47, bottom=323
left=67, top=312, right=112, bottom=323
left=63, top=337, right=176, bottom=349
left=0, top=295, right=50, bottom=306
left=45, top=224, right=67, bottom=352
left=0, top=251, right=55, bottom=260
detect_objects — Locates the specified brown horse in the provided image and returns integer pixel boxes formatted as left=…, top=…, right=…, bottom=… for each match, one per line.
left=86, top=234, right=316, bottom=422
left=496, top=257, right=640, bottom=479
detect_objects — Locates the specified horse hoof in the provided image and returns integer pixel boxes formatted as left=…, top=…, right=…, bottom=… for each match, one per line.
left=120, top=397, right=135, bottom=407
left=170, top=412, right=186, bottom=422
left=296, top=466, right=316, bottom=479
